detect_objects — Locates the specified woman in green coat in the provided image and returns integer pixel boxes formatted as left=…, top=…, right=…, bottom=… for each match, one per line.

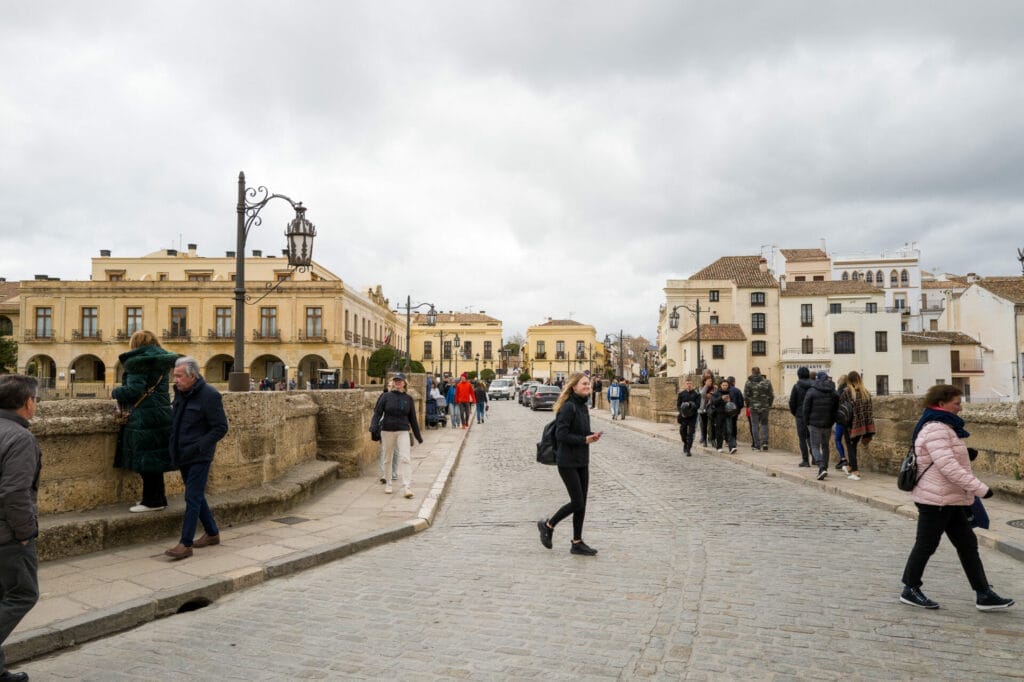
left=112, top=330, right=179, bottom=512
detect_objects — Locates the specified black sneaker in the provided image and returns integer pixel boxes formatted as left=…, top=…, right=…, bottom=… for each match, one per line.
left=900, top=586, right=939, bottom=609
left=537, top=519, right=553, bottom=549
left=798, top=461, right=811, bottom=468
left=976, top=589, right=1015, bottom=611
left=685, top=450, right=692, bottom=457
left=816, top=469, right=828, bottom=481
left=762, top=445, right=769, bottom=452
left=836, top=459, right=848, bottom=471
left=570, top=541, right=597, bottom=556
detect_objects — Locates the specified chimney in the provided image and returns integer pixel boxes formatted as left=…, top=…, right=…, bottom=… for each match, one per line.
left=819, top=238, right=827, bottom=253
left=967, top=272, right=977, bottom=284
left=166, top=249, right=177, bottom=256
left=780, top=276, right=787, bottom=291
left=758, top=257, right=768, bottom=272
left=225, top=251, right=235, bottom=257
left=187, top=243, right=197, bottom=257
left=252, top=249, right=262, bottom=257
left=34, top=274, right=48, bottom=280
left=99, top=249, right=111, bottom=257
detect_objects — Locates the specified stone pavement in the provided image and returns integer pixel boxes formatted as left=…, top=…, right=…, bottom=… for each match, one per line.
left=18, top=400, right=1024, bottom=679
left=588, top=408, right=1024, bottom=564
left=6, top=422, right=469, bottom=665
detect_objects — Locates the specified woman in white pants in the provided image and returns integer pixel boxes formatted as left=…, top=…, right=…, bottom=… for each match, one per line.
left=370, top=373, right=423, bottom=498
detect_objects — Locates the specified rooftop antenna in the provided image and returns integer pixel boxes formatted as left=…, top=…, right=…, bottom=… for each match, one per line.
left=1018, top=248, right=1024, bottom=276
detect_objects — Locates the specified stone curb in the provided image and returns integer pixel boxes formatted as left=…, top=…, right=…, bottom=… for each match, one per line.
left=7, top=429, right=471, bottom=665
left=595, top=411, right=1024, bottom=568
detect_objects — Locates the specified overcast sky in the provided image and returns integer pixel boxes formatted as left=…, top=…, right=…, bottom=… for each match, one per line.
left=3, top=2, right=1024, bottom=341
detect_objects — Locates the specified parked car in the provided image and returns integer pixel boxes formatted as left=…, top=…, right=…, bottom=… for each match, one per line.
left=488, top=378, right=515, bottom=401
left=519, top=382, right=539, bottom=405
left=531, top=385, right=561, bottom=410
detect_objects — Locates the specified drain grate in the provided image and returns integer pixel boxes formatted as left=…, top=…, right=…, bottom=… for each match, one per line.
left=1007, top=519, right=1024, bottom=530
left=272, top=516, right=310, bottom=525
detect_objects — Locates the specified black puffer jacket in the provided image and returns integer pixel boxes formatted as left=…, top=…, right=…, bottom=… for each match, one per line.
left=371, top=390, right=423, bottom=443
left=169, top=377, right=229, bottom=467
left=555, top=393, right=593, bottom=468
left=788, top=378, right=813, bottom=417
left=112, top=344, right=178, bottom=473
left=802, top=379, right=839, bottom=428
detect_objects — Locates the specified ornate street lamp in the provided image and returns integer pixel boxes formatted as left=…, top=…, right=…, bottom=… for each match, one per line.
left=453, top=334, right=461, bottom=376
left=669, top=301, right=707, bottom=373
left=399, top=296, right=436, bottom=371
left=231, top=171, right=315, bottom=392
left=475, top=353, right=480, bottom=380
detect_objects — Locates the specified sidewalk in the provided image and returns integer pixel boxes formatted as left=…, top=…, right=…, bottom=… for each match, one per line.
left=589, top=409, right=1024, bottom=564
left=7, top=424, right=470, bottom=666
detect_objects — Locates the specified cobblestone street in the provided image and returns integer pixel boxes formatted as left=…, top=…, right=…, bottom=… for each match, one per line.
left=23, top=400, right=1024, bottom=680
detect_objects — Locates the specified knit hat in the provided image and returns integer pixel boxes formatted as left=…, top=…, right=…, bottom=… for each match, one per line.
left=816, top=371, right=830, bottom=381
left=797, top=367, right=810, bottom=379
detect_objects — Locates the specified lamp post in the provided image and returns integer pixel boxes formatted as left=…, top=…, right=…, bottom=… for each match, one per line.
left=231, top=171, right=316, bottom=392
left=604, top=330, right=626, bottom=379
left=400, top=295, right=437, bottom=371
left=69, top=368, right=76, bottom=398
left=668, top=301, right=707, bottom=374
left=475, top=353, right=480, bottom=380
left=453, top=334, right=461, bottom=376
left=588, top=343, right=593, bottom=375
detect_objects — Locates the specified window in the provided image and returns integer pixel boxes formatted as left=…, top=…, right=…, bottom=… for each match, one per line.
left=876, top=375, right=890, bottom=396
left=901, top=269, right=909, bottom=285
left=215, top=307, right=232, bottom=338
left=535, top=341, right=546, bottom=359
left=852, top=271, right=860, bottom=281
left=834, top=331, right=855, bottom=354
left=903, top=379, right=914, bottom=394
left=795, top=276, right=806, bottom=282
left=866, top=271, right=874, bottom=283
left=0, top=316, right=12, bottom=336
left=751, top=341, right=766, bottom=356
left=276, top=273, right=292, bottom=282
left=712, top=344, right=724, bottom=359
left=170, top=307, right=187, bottom=337
left=890, top=270, right=899, bottom=287
left=912, top=349, right=929, bottom=364
left=576, top=340, right=586, bottom=359
left=108, top=273, right=123, bottom=282
left=423, top=341, right=433, bottom=359
left=866, top=302, right=878, bottom=313
left=443, top=341, right=452, bottom=360
left=709, top=315, right=719, bottom=325
left=484, top=341, right=493, bottom=360
left=187, top=273, right=211, bottom=282
left=800, top=304, right=813, bottom=327
left=158, top=273, right=169, bottom=281
left=801, top=337, right=814, bottom=354
left=876, top=270, right=884, bottom=287
left=80, top=308, right=98, bottom=338
left=34, top=307, right=52, bottom=338
left=260, top=307, right=278, bottom=337
left=751, top=313, right=766, bottom=334
left=125, top=307, right=143, bottom=335
left=929, top=319, right=939, bottom=331
left=829, top=303, right=842, bottom=315
left=305, top=307, right=323, bottom=337
left=556, top=340, right=566, bottom=360
left=841, top=271, right=849, bottom=281
left=462, top=340, right=472, bottom=358
left=894, top=296, right=907, bottom=310
left=875, top=331, right=888, bottom=352
left=813, top=275, right=825, bottom=281
left=935, top=378, right=945, bottom=385
left=708, top=290, right=719, bottom=302
left=750, top=292, right=765, bottom=306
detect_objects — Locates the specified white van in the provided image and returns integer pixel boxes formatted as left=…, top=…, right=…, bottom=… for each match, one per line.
left=487, top=378, right=516, bottom=400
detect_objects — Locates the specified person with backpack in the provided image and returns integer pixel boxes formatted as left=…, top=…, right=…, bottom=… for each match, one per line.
left=833, top=373, right=850, bottom=472
left=619, top=380, right=630, bottom=420
left=788, top=367, right=814, bottom=466
left=838, top=371, right=875, bottom=481
left=743, top=367, right=774, bottom=452
left=676, top=379, right=700, bottom=456
left=369, top=373, right=423, bottom=499
left=537, top=373, right=603, bottom=556
left=709, top=379, right=737, bottom=453
left=899, top=384, right=1014, bottom=611
left=697, top=375, right=715, bottom=448
left=607, top=379, right=622, bottom=420
left=802, top=371, right=839, bottom=480
left=726, top=376, right=743, bottom=446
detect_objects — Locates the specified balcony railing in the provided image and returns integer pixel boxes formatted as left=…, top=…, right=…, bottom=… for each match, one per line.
left=575, top=352, right=586, bottom=360
left=484, top=352, right=493, bottom=361
left=534, top=352, right=547, bottom=360
left=345, top=330, right=353, bottom=342
left=422, top=353, right=434, bottom=360
left=800, top=318, right=813, bottom=327
left=921, top=303, right=944, bottom=312
left=71, top=329, right=102, bottom=341
left=161, top=329, right=191, bottom=342
left=885, top=306, right=910, bottom=314
left=207, top=329, right=236, bottom=341
left=782, top=346, right=829, bottom=355
left=252, top=329, right=281, bottom=341
left=299, top=329, right=327, bottom=342
left=555, top=352, right=566, bottom=360
left=115, top=329, right=130, bottom=341
left=24, top=330, right=55, bottom=342
left=353, top=334, right=361, bottom=344
left=952, top=358, right=984, bottom=373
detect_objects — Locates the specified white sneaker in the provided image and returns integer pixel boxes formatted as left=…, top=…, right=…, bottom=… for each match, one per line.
left=841, top=464, right=851, bottom=474
left=384, top=485, right=393, bottom=494
left=403, top=488, right=414, bottom=499
left=129, top=504, right=166, bottom=513
left=847, top=473, right=861, bottom=481
left=717, top=448, right=724, bottom=453
left=729, top=447, right=737, bottom=454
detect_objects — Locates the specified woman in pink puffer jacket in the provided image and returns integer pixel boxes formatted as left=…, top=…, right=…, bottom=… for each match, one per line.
left=899, top=385, right=1014, bottom=611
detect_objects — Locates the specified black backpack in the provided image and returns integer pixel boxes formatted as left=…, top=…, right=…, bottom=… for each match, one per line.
left=536, top=419, right=558, bottom=465
left=677, top=401, right=696, bottom=423
left=836, top=399, right=853, bottom=428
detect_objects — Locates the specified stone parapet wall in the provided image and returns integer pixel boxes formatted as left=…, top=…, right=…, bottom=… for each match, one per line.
left=31, top=379, right=426, bottom=515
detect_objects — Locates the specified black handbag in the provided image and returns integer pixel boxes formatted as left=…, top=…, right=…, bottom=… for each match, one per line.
left=897, top=446, right=933, bottom=491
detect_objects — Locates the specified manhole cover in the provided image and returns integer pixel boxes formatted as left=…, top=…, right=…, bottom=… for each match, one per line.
left=1007, top=519, right=1024, bottom=530
left=272, top=516, right=310, bottom=525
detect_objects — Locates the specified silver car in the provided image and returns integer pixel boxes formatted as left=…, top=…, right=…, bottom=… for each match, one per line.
left=487, top=378, right=515, bottom=400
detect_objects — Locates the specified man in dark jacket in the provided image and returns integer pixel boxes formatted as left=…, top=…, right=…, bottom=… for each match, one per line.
left=743, top=367, right=774, bottom=452
left=788, top=367, right=815, bottom=467
left=0, top=375, right=40, bottom=682
left=802, top=371, right=839, bottom=480
left=165, top=357, right=229, bottom=560
left=676, top=379, right=701, bottom=456
left=726, top=376, right=744, bottom=446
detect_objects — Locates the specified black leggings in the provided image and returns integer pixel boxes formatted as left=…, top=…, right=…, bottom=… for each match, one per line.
left=846, top=435, right=863, bottom=472
left=902, top=503, right=989, bottom=591
left=550, top=466, right=589, bottom=541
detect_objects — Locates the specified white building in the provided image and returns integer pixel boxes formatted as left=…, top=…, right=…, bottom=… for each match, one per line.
left=901, top=331, right=987, bottom=400
left=831, top=244, right=923, bottom=331
left=778, top=279, right=903, bottom=397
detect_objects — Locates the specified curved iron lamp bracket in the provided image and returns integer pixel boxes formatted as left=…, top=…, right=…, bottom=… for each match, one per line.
left=243, top=186, right=302, bottom=242
left=245, top=265, right=310, bottom=305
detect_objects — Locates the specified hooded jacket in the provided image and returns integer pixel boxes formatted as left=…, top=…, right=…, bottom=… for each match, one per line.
left=743, top=374, right=774, bottom=412
left=112, top=344, right=179, bottom=473
left=0, top=410, right=41, bottom=544
left=802, top=378, right=839, bottom=428
left=789, top=378, right=814, bottom=417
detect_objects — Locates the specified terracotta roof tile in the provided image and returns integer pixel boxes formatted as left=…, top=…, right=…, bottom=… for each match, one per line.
left=921, top=280, right=967, bottom=290
left=780, top=280, right=881, bottom=297
left=780, top=248, right=829, bottom=262
left=536, top=319, right=585, bottom=327
left=976, top=277, right=1024, bottom=304
left=689, top=256, right=778, bottom=288
left=0, top=280, right=19, bottom=302
left=679, top=323, right=746, bottom=342
left=902, top=331, right=980, bottom=346
left=414, top=312, right=501, bottom=324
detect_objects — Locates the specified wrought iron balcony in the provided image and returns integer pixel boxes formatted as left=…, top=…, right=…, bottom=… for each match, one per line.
left=71, top=329, right=102, bottom=341
left=299, top=329, right=327, bottom=342
left=207, top=329, right=236, bottom=341
left=161, top=329, right=192, bottom=342
left=252, top=329, right=281, bottom=341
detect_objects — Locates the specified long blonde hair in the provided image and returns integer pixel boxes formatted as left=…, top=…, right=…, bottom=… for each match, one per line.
left=553, top=372, right=589, bottom=413
left=129, top=330, right=160, bottom=349
left=846, top=370, right=870, bottom=401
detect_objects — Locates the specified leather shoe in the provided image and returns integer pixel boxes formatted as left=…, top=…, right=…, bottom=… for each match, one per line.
left=0, top=670, right=29, bottom=681
left=164, top=543, right=193, bottom=560
left=193, top=534, right=220, bottom=548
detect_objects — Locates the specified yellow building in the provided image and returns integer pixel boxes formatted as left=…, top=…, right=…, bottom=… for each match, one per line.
left=0, top=280, right=19, bottom=371
left=525, top=319, right=601, bottom=382
left=17, top=246, right=402, bottom=395
left=409, top=312, right=503, bottom=379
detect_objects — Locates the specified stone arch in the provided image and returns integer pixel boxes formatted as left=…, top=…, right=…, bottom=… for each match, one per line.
left=0, top=315, right=12, bottom=336
left=298, top=354, right=328, bottom=389
left=70, top=354, right=107, bottom=382
left=25, top=354, right=57, bottom=390
left=342, top=353, right=353, bottom=383
left=205, top=354, right=234, bottom=383
left=251, top=354, right=285, bottom=383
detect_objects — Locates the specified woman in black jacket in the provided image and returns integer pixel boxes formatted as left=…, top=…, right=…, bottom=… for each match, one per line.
left=370, top=373, right=423, bottom=498
left=537, top=373, right=603, bottom=556
left=709, top=380, right=737, bottom=453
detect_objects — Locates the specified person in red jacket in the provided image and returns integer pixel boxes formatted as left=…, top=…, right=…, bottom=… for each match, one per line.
left=453, top=373, right=476, bottom=430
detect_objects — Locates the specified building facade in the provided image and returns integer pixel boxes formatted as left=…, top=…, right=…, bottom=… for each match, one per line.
left=525, top=319, right=600, bottom=382
left=408, top=312, right=504, bottom=379
left=901, top=331, right=986, bottom=400
left=831, top=245, right=923, bottom=331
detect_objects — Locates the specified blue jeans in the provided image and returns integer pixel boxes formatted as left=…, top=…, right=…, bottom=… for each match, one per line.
left=750, top=409, right=769, bottom=449
left=179, top=462, right=218, bottom=546
left=610, top=399, right=621, bottom=418
left=834, top=424, right=847, bottom=461
left=476, top=403, right=486, bottom=423
left=808, top=426, right=831, bottom=470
